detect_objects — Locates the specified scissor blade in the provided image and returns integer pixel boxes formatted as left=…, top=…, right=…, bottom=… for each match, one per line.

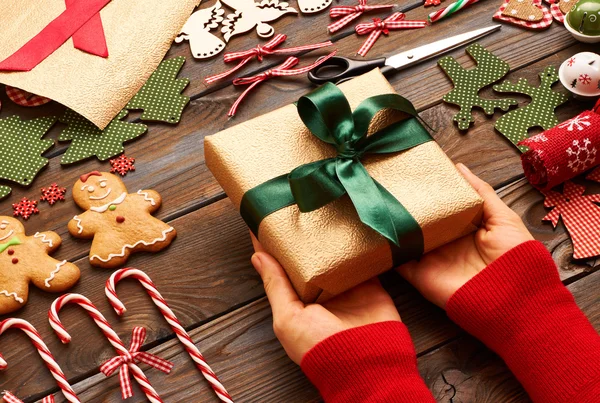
left=385, top=25, right=501, bottom=71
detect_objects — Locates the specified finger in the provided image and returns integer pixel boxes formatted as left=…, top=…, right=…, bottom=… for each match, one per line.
left=251, top=251, right=302, bottom=318
left=250, top=231, right=266, bottom=253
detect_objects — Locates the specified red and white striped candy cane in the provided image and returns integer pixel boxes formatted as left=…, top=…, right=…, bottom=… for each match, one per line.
left=2, top=391, right=54, bottom=403
left=106, top=268, right=234, bottom=403
left=0, top=318, right=79, bottom=403
left=49, top=294, right=163, bottom=403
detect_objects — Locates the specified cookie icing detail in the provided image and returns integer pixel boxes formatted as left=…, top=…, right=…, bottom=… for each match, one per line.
left=34, top=232, right=53, bottom=247
left=137, top=190, right=156, bottom=206
left=0, top=290, right=24, bottom=304
left=90, top=192, right=127, bottom=213
left=90, top=227, right=175, bottom=263
left=44, top=260, right=67, bottom=287
left=0, top=229, right=14, bottom=242
left=73, top=216, right=84, bottom=234
left=0, top=237, right=20, bottom=253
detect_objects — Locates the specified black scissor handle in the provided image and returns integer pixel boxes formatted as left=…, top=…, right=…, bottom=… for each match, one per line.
left=308, top=56, right=389, bottom=85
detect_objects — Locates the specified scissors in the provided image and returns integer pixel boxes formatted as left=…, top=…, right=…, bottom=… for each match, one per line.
left=308, top=25, right=502, bottom=85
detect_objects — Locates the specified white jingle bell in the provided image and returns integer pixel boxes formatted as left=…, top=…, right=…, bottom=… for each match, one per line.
left=559, top=52, right=600, bottom=98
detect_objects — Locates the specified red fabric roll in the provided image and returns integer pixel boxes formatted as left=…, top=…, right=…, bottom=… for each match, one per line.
left=519, top=102, right=600, bottom=191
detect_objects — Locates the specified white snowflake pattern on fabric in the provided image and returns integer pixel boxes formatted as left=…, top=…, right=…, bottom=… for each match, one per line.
left=567, top=138, right=597, bottom=173
left=528, top=133, right=549, bottom=142
left=559, top=115, right=592, bottom=132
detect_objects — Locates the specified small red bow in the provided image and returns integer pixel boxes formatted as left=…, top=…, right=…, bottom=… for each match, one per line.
left=205, top=34, right=333, bottom=84
left=328, top=0, right=394, bottom=33
left=228, top=51, right=337, bottom=117
left=355, top=12, right=428, bottom=56
left=3, top=391, right=54, bottom=403
left=100, top=327, right=173, bottom=400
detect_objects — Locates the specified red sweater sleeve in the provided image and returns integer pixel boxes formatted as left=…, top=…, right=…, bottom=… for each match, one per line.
left=300, top=321, right=435, bottom=403
left=447, top=240, right=600, bottom=403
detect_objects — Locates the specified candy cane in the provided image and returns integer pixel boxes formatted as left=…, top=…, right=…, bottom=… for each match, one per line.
left=106, top=268, right=234, bottom=403
left=2, top=391, right=54, bottom=403
left=0, top=318, right=80, bottom=403
left=49, top=294, right=163, bottom=403
left=428, top=0, right=480, bottom=23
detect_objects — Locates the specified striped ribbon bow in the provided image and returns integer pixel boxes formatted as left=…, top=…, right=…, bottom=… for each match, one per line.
left=205, top=34, right=333, bottom=84
left=355, top=12, right=427, bottom=56
left=100, top=327, right=174, bottom=399
left=328, top=0, right=394, bottom=33
left=228, top=51, right=336, bottom=117
left=3, top=392, right=54, bottom=403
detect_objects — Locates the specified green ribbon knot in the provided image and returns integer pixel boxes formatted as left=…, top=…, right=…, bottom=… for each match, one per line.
left=240, top=82, right=433, bottom=263
left=0, top=237, right=20, bottom=254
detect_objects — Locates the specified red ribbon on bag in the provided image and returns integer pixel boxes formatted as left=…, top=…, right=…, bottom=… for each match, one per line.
left=355, top=13, right=428, bottom=57
left=328, top=0, right=394, bottom=33
left=205, top=34, right=333, bottom=84
left=100, top=327, right=173, bottom=399
left=228, top=51, right=337, bottom=117
left=0, top=0, right=110, bottom=71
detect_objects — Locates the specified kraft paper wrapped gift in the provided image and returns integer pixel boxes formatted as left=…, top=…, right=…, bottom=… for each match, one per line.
left=205, top=69, right=484, bottom=303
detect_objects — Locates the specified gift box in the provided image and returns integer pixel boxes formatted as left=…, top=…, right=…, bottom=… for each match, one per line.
left=205, top=69, right=483, bottom=303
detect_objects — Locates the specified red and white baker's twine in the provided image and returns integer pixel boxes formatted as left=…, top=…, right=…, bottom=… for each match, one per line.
left=49, top=294, right=166, bottom=403
left=205, top=34, right=333, bottom=84
left=355, top=13, right=427, bottom=56
left=3, top=391, right=54, bottom=403
left=328, top=0, right=394, bottom=33
left=0, top=318, right=79, bottom=403
left=228, top=51, right=336, bottom=117
left=106, top=268, right=234, bottom=403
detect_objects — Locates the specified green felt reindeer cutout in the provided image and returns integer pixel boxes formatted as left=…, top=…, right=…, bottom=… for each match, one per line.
left=494, top=66, right=569, bottom=152
left=438, top=43, right=517, bottom=131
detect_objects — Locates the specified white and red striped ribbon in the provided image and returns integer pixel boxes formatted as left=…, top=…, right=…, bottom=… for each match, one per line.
left=3, top=391, right=54, bottom=403
left=228, top=51, right=336, bottom=117
left=205, top=34, right=333, bottom=84
left=0, top=318, right=80, bottom=403
left=355, top=13, right=427, bottom=56
left=49, top=294, right=164, bottom=403
left=328, top=0, right=394, bottom=33
left=106, top=268, right=234, bottom=403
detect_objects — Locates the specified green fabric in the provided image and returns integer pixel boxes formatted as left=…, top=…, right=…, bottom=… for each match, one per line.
left=0, top=238, right=21, bottom=254
left=494, top=66, right=569, bottom=152
left=240, top=83, right=432, bottom=260
left=438, top=43, right=517, bottom=131
left=0, top=116, right=56, bottom=200
left=59, top=109, right=147, bottom=164
left=126, top=57, right=190, bottom=124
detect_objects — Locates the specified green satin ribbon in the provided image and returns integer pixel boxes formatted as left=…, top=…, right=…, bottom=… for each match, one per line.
left=0, top=237, right=20, bottom=254
left=240, top=83, right=432, bottom=263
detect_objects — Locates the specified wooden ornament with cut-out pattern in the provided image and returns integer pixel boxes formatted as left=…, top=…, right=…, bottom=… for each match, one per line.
left=502, top=0, right=544, bottom=21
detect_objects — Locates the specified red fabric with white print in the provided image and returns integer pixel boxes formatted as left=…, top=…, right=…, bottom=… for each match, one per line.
left=494, top=0, right=553, bottom=29
left=327, top=0, right=394, bottom=33
left=5, top=86, right=51, bottom=107
left=545, top=0, right=565, bottom=23
left=543, top=181, right=600, bottom=259
left=519, top=108, right=600, bottom=191
left=355, top=13, right=427, bottom=57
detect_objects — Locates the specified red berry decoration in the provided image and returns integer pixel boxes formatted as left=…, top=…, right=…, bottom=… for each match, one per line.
left=12, top=197, right=39, bottom=220
left=40, top=183, right=67, bottom=205
left=110, top=154, right=136, bottom=176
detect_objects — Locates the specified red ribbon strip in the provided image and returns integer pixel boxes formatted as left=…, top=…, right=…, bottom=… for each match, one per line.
left=205, top=34, right=333, bottom=84
left=3, top=392, right=54, bottom=403
left=228, top=51, right=337, bottom=117
left=100, top=327, right=174, bottom=400
left=355, top=13, right=428, bottom=56
left=0, top=0, right=110, bottom=72
left=328, top=0, right=394, bottom=33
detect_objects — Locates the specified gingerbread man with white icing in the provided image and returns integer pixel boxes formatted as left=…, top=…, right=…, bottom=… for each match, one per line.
left=0, top=217, right=80, bottom=315
left=68, top=171, right=176, bottom=268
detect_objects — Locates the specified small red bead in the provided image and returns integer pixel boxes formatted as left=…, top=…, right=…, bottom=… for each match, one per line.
left=7, top=249, right=14, bottom=255
left=116, top=216, right=125, bottom=223
left=11, top=258, right=18, bottom=264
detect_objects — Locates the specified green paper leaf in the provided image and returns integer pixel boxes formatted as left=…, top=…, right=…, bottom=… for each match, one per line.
left=438, top=43, right=518, bottom=131
left=0, top=115, right=56, bottom=199
left=59, top=109, right=147, bottom=165
left=126, top=56, right=190, bottom=124
left=494, top=66, right=569, bottom=152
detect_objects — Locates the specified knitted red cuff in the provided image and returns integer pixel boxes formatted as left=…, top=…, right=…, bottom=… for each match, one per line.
left=300, top=321, right=435, bottom=403
left=447, top=240, right=600, bottom=403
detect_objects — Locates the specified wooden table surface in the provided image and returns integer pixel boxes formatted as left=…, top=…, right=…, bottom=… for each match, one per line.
left=1, top=1, right=599, bottom=402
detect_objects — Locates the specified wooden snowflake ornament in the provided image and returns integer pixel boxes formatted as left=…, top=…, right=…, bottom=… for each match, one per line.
left=221, top=0, right=298, bottom=41
left=40, top=184, right=67, bottom=206
left=12, top=198, right=39, bottom=220
left=110, top=155, right=136, bottom=176
left=176, top=2, right=226, bottom=59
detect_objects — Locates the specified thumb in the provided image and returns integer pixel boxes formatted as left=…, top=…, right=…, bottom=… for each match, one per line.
left=251, top=252, right=302, bottom=317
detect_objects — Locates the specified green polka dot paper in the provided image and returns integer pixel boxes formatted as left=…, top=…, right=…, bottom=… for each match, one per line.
left=0, top=116, right=56, bottom=199
left=438, top=43, right=518, bottom=131
left=59, top=109, right=147, bottom=165
left=494, top=65, right=569, bottom=152
left=126, top=56, right=190, bottom=124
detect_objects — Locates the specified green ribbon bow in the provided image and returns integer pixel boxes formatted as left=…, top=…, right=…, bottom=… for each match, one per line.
left=240, top=83, right=433, bottom=263
left=0, top=237, right=20, bottom=254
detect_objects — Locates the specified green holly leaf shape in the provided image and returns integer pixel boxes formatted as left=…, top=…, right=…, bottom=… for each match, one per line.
left=59, top=109, right=147, bottom=165
left=0, top=115, right=56, bottom=198
left=126, top=56, right=190, bottom=124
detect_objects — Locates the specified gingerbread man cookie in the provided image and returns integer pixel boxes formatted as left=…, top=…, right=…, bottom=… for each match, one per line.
left=0, top=217, right=80, bottom=314
left=68, top=171, right=176, bottom=268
